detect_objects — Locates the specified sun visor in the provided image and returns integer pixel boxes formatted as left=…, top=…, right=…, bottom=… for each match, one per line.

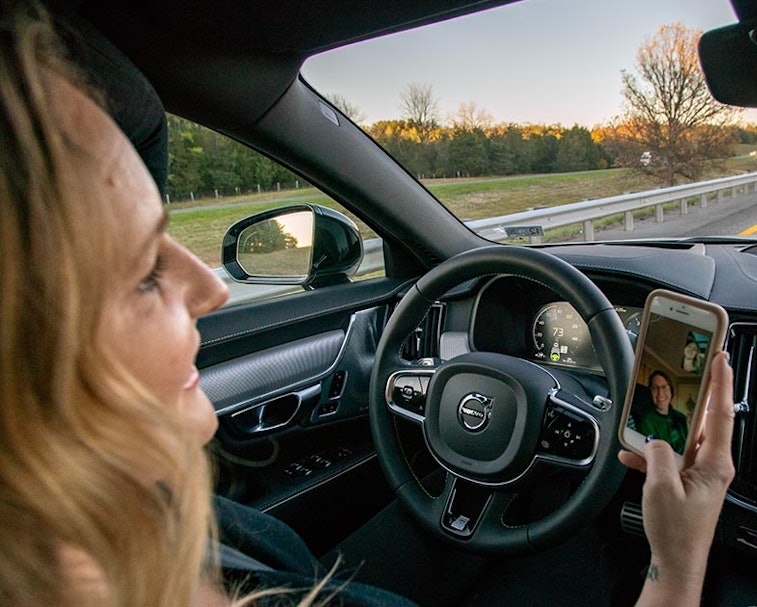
left=699, top=19, right=757, bottom=107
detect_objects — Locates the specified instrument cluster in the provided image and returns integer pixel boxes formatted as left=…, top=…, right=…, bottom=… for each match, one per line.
left=530, top=301, right=642, bottom=370
left=470, top=276, right=647, bottom=372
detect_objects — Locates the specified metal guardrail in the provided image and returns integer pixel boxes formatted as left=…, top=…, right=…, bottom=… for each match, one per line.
left=467, top=171, right=757, bottom=244
left=218, top=171, right=757, bottom=305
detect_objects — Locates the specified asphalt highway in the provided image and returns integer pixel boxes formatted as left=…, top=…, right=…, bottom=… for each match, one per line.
left=588, top=189, right=757, bottom=242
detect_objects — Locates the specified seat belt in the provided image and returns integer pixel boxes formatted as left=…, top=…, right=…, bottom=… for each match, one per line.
left=216, top=541, right=274, bottom=573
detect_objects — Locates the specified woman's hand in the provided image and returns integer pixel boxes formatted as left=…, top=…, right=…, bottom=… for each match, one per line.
left=619, top=351, right=735, bottom=606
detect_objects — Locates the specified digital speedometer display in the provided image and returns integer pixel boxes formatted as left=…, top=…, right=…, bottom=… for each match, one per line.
left=532, top=302, right=590, bottom=366
left=531, top=302, right=643, bottom=368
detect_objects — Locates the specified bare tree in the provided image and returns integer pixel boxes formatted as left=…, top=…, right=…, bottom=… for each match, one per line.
left=620, top=22, right=740, bottom=185
left=326, top=93, right=367, bottom=125
left=399, top=83, right=440, bottom=143
left=450, top=101, right=493, bottom=132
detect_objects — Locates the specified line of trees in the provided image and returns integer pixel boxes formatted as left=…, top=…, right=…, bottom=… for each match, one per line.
left=165, top=22, right=749, bottom=201
left=365, top=120, right=607, bottom=179
left=166, top=115, right=298, bottom=202
left=166, top=113, right=614, bottom=201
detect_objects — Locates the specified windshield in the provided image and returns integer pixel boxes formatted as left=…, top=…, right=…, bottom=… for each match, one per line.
left=302, top=0, right=757, bottom=245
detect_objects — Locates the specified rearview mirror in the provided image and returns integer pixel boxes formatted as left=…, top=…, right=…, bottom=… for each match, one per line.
left=222, top=204, right=363, bottom=289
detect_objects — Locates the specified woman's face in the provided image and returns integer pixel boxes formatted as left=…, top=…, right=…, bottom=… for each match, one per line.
left=649, top=374, right=673, bottom=414
left=59, top=78, right=229, bottom=446
left=684, top=341, right=699, bottom=358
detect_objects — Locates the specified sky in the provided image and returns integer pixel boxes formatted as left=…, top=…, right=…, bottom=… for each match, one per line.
left=302, top=0, right=757, bottom=128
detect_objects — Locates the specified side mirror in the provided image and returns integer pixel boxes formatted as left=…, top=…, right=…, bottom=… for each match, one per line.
left=222, top=204, right=363, bottom=289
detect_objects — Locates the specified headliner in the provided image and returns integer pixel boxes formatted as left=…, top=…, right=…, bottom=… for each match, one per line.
left=78, top=0, right=519, bottom=56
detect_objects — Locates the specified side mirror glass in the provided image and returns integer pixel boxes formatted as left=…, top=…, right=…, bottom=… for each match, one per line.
left=222, top=204, right=363, bottom=288
left=236, top=210, right=313, bottom=279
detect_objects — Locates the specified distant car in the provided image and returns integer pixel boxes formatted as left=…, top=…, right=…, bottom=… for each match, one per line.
left=640, top=151, right=653, bottom=166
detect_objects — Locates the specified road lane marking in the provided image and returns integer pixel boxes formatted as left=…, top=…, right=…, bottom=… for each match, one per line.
left=740, top=223, right=757, bottom=236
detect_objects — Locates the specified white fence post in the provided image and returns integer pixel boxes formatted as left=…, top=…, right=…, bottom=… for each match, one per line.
left=582, top=219, right=595, bottom=241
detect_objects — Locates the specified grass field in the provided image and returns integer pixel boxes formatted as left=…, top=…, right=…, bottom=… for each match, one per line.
left=169, top=158, right=757, bottom=268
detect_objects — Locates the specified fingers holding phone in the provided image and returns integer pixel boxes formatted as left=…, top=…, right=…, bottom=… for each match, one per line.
left=694, top=351, right=736, bottom=474
left=619, top=347, right=736, bottom=607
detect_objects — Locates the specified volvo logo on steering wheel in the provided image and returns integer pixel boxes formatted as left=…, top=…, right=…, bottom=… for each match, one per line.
left=457, top=393, right=493, bottom=432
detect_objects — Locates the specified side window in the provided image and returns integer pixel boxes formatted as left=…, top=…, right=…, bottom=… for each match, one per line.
left=164, top=115, right=383, bottom=306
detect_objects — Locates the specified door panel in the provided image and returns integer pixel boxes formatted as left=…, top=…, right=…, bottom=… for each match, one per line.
left=198, top=276, right=413, bottom=554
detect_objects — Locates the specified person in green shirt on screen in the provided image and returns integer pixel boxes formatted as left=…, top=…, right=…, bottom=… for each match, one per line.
left=635, top=370, right=690, bottom=454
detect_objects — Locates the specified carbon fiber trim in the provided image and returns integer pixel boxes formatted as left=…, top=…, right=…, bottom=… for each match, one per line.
left=201, top=329, right=346, bottom=414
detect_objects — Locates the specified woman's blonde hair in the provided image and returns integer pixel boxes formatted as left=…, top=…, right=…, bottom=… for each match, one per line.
left=0, top=2, right=215, bottom=605
left=0, top=4, right=345, bottom=606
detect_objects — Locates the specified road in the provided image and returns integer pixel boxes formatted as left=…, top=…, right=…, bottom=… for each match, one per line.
left=589, top=189, right=757, bottom=241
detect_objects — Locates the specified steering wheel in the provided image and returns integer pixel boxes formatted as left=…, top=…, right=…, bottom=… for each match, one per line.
left=369, top=245, right=634, bottom=554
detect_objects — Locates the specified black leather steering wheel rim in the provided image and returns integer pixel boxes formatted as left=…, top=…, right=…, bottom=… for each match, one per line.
left=369, top=245, right=634, bottom=554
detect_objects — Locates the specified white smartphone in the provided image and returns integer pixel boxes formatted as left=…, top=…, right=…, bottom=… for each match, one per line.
left=618, top=289, right=728, bottom=469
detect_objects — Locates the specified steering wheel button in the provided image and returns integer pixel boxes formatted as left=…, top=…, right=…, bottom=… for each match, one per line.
left=538, top=404, right=596, bottom=459
left=390, top=375, right=428, bottom=415
left=396, top=376, right=421, bottom=398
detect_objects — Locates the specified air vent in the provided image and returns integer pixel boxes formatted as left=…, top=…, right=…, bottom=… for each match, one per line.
left=620, top=501, right=645, bottom=537
left=401, top=302, right=445, bottom=361
left=726, top=323, right=757, bottom=507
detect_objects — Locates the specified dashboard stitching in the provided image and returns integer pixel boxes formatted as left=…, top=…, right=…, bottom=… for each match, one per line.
left=567, top=262, right=707, bottom=295
left=490, top=272, right=571, bottom=301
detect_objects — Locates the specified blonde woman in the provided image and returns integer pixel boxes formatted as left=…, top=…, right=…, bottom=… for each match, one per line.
left=0, top=4, right=409, bottom=605
left=0, top=2, right=736, bottom=606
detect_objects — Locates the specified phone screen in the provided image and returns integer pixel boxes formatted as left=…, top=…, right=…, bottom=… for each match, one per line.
left=621, top=292, right=723, bottom=461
